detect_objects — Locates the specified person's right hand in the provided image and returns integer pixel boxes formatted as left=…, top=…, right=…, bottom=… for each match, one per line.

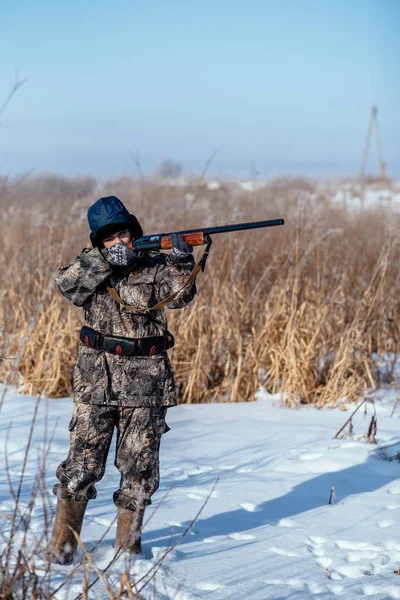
left=106, top=243, right=137, bottom=267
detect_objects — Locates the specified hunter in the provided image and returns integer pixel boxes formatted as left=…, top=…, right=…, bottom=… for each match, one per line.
left=46, top=195, right=197, bottom=564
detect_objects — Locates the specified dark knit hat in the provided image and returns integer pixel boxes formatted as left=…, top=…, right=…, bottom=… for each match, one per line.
left=87, top=196, right=143, bottom=247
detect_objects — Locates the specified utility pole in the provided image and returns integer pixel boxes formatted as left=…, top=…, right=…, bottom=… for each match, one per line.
left=359, top=105, right=387, bottom=185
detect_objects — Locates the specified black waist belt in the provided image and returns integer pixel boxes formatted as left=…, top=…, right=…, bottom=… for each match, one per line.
left=79, top=326, right=174, bottom=357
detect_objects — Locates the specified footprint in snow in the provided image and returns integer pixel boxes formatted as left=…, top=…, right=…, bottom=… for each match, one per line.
left=269, top=546, right=300, bottom=558
left=196, top=582, right=225, bottom=591
left=307, top=536, right=327, bottom=557
left=203, top=535, right=226, bottom=544
left=383, top=540, right=400, bottom=552
left=335, top=540, right=369, bottom=550
left=374, top=555, right=390, bottom=566
left=309, top=536, right=328, bottom=544
left=387, top=483, right=400, bottom=495
left=278, top=518, right=296, bottom=527
left=386, top=502, right=400, bottom=510
left=309, top=536, right=392, bottom=581
left=376, top=519, right=393, bottom=528
left=166, top=468, right=189, bottom=481
left=336, top=563, right=375, bottom=578
left=299, top=452, right=323, bottom=461
left=228, top=532, right=255, bottom=541
left=187, top=466, right=213, bottom=476
left=186, top=487, right=218, bottom=500
left=236, top=466, right=253, bottom=473
left=239, top=502, right=261, bottom=512
left=329, top=584, right=344, bottom=596
left=307, top=582, right=324, bottom=594
left=363, top=584, right=400, bottom=599
left=346, top=550, right=379, bottom=562
left=317, top=557, right=332, bottom=568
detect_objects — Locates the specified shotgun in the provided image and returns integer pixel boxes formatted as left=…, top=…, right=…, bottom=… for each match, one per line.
left=131, top=218, right=285, bottom=252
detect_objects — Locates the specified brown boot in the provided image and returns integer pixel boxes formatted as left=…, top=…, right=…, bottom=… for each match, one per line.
left=115, top=508, right=145, bottom=554
left=45, top=498, right=88, bottom=565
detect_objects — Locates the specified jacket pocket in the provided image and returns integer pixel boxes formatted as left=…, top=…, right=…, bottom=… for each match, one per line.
left=121, top=355, right=165, bottom=397
left=151, top=406, right=171, bottom=436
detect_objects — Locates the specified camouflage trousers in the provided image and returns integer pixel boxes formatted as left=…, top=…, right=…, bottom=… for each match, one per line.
left=53, top=403, right=170, bottom=510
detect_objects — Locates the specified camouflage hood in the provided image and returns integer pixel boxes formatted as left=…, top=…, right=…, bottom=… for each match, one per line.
left=88, top=196, right=143, bottom=247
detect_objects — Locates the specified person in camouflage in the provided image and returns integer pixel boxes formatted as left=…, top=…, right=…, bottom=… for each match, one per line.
left=46, top=196, right=197, bottom=564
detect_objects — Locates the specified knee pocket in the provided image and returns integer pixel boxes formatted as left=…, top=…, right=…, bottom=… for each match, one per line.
left=143, top=421, right=169, bottom=450
left=150, top=407, right=170, bottom=438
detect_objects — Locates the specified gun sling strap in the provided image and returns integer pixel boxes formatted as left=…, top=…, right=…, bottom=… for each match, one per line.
left=106, top=237, right=212, bottom=313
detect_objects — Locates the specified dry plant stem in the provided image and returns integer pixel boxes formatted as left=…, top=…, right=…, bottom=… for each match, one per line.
left=136, top=477, right=220, bottom=594
left=200, top=150, right=217, bottom=179
left=4, top=424, right=17, bottom=502
left=143, top=484, right=174, bottom=528
left=391, top=393, right=400, bottom=417
left=73, top=533, right=115, bottom=600
left=70, top=547, right=123, bottom=600
left=0, top=76, right=26, bottom=121
left=4, top=394, right=41, bottom=569
left=333, top=398, right=368, bottom=439
left=22, top=420, right=57, bottom=560
left=118, top=573, right=136, bottom=600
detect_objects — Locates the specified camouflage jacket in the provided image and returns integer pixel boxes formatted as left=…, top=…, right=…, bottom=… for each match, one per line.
left=55, top=247, right=197, bottom=407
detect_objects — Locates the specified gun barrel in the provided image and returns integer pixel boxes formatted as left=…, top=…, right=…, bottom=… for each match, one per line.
left=173, top=218, right=285, bottom=237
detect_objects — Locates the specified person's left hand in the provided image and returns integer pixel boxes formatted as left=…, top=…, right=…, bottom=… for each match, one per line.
left=169, top=233, right=193, bottom=262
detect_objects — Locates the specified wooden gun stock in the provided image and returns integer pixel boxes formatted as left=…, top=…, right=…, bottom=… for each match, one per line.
left=160, top=232, right=205, bottom=249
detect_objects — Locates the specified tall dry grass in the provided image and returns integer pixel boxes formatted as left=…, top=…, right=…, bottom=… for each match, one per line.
left=0, top=396, right=213, bottom=598
left=0, top=175, right=399, bottom=406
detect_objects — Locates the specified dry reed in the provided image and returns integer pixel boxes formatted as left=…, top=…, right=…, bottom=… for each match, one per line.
left=0, top=175, right=399, bottom=406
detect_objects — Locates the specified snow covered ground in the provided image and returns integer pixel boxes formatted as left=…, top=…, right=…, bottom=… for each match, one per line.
left=1, top=385, right=399, bottom=599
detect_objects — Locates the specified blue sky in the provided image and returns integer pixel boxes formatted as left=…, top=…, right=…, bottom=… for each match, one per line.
left=1, top=0, right=399, bottom=179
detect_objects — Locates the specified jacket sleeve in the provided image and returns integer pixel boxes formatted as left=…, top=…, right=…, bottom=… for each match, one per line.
left=55, top=247, right=113, bottom=307
left=155, top=253, right=197, bottom=309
